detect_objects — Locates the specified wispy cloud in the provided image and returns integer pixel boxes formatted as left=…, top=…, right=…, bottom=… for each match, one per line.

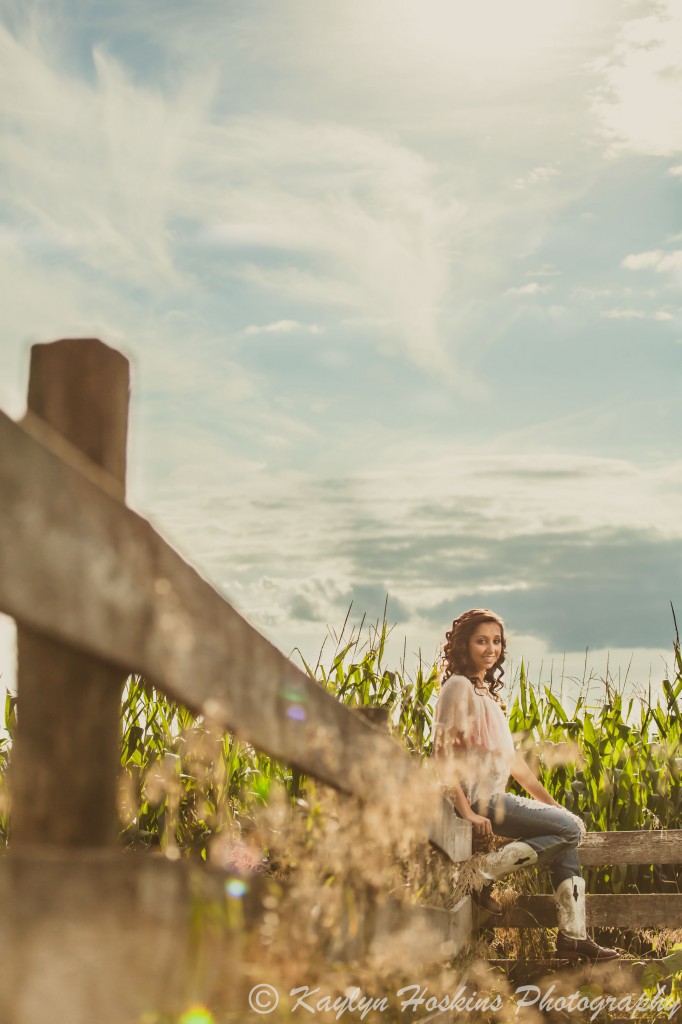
left=601, top=308, right=675, bottom=321
left=0, top=20, right=463, bottom=372
left=505, top=282, right=550, bottom=296
left=514, top=165, right=560, bottom=189
left=0, top=23, right=213, bottom=289
left=244, top=321, right=323, bottom=336
left=2, top=1, right=681, bottom=685
left=591, top=2, right=682, bottom=156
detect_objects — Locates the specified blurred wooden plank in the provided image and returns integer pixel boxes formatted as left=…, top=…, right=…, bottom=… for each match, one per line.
left=0, top=848, right=268, bottom=1024
left=11, top=340, right=129, bottom=847
left=369, top=896, right=472, bottom=965
left=0, top=405, right=457, bottom=841
left=0, top=849, right=472, bottom=1024
left=428, top=798, right=472, bottom=863
left=502, top=893, right=682, bottom=929
left=579, top=829, right=682, bottom=866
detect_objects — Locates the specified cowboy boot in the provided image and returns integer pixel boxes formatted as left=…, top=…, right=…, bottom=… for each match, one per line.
left=554, top=876, right=619, bottom=961
left=476, top=840, right=538, bottom=883
left=469, top=842, right=537, bottom=917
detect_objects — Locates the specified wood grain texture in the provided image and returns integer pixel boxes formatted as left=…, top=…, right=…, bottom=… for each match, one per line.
left=578, top=829, right=682, bottom=865
left=10, top=341, right=130, bottom=847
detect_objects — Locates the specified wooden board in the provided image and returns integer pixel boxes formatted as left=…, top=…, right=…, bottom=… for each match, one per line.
left=579, top=829, right=682, bottom=866
left=502, top=893, right=682, bottom=929
left=0, top=849, right=472, bottom=1024
left=0, top=407, right=469, bottom=859
left=428, top=799, right=472, bottom=863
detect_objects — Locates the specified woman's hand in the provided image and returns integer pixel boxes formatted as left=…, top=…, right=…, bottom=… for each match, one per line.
left=464, top=811, right=492, bottom=837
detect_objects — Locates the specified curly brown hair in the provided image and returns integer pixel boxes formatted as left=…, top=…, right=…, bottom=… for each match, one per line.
left=439, top=608, right=507, bottom=707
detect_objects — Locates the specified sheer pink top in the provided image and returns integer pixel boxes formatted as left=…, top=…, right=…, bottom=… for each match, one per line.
left=431, top=673, right=516, bottom=804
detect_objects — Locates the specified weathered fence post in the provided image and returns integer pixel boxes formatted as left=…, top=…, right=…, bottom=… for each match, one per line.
left=10, top=339, right=130, bottom=847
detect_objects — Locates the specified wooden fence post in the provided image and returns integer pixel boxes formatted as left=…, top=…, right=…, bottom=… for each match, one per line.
left=10, top=339, right=130, bottom=847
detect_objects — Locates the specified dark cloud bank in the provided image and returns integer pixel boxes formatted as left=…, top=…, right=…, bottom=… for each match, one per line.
left=341, top=525, right=682, bottom=652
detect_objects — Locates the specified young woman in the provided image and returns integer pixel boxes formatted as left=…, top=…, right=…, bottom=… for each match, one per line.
left=432, top=608, right=618, bottom=962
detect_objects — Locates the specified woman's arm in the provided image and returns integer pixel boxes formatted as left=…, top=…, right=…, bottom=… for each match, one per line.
left=445, top=779, right=493, bottom=836
left=510, top=750, right=562, bottom=807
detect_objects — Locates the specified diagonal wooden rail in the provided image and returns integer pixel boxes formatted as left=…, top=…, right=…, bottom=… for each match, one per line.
left=0, top=338, right=472, bottom=1024
left=0, top=380, right=464, bottom=856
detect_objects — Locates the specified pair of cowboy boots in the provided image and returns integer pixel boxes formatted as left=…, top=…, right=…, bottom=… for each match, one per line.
left=471, top=842, right=619, bottom=961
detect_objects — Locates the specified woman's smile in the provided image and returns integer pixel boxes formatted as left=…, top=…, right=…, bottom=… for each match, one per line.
left=468, top=623, right=503, bottom=679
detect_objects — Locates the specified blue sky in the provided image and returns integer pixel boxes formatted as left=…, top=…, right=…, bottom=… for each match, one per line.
left=1, top=0, right=681, bottom=699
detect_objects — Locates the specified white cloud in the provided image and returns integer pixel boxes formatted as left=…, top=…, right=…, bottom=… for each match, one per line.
left=602, top=308, right=646, bottom=319
left=136, top=433, right=682, bottom=674
left=668, top=165, right=682, bottom=177
left=0, top=3, right=635, bottom=384
left=0, top=21, right=464, bottom=372
left=622, top=250, right=682, bottom=283
left=244, top=321, right=323, bottom=336
left=0, top=24, right=214, bottom=289
left=514, top=165, right=560, bottom=189
left=601, top=308, right=676, bottom=321
left=618, top=249, right=679, bottom=290
left=622, top=251, right=666, bottom=270
left=591, top=3, right=682, bottom=156
left=505, top=281, right=550, bottom=296
left=655, top=251, right=682, bottom=273
left=2, top=1, right=681, bottom=695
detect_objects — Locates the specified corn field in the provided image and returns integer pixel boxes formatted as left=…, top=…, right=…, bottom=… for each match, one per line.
left=1, top=613, right=681, bottom=912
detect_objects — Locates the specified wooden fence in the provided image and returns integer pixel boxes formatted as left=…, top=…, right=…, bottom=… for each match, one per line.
left=0, top=338, right=472, bottom=1024
left=502, top=830, right=682, bottom=930
left=0, top=338, right=680, bottom=1023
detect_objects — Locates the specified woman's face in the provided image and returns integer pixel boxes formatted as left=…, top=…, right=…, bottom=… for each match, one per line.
left=468, top=621, right=503, bottom=678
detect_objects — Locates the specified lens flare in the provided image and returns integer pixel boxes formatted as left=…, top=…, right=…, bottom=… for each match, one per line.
left=179, top=1005, right=215, bottom=1024
left=225, top=878, right=249, bottom=899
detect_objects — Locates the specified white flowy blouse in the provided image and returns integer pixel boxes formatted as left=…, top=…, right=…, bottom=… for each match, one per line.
left=431, top=673, right=516, bottom=805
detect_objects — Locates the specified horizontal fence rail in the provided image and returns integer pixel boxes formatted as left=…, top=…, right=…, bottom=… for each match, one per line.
left=0, top=407, right=453, bottom=819
left=479, top=830, right=682, bottom=930
left=503, top=893, right=682, bottom=929
left=578, top=828, right=682, bottom=866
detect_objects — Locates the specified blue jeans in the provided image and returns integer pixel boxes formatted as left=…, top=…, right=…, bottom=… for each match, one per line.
left=471, top=792, right=582, bottom=888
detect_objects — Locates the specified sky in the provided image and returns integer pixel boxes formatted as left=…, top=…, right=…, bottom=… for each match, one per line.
left=1, top=0, right=682, bottom=706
